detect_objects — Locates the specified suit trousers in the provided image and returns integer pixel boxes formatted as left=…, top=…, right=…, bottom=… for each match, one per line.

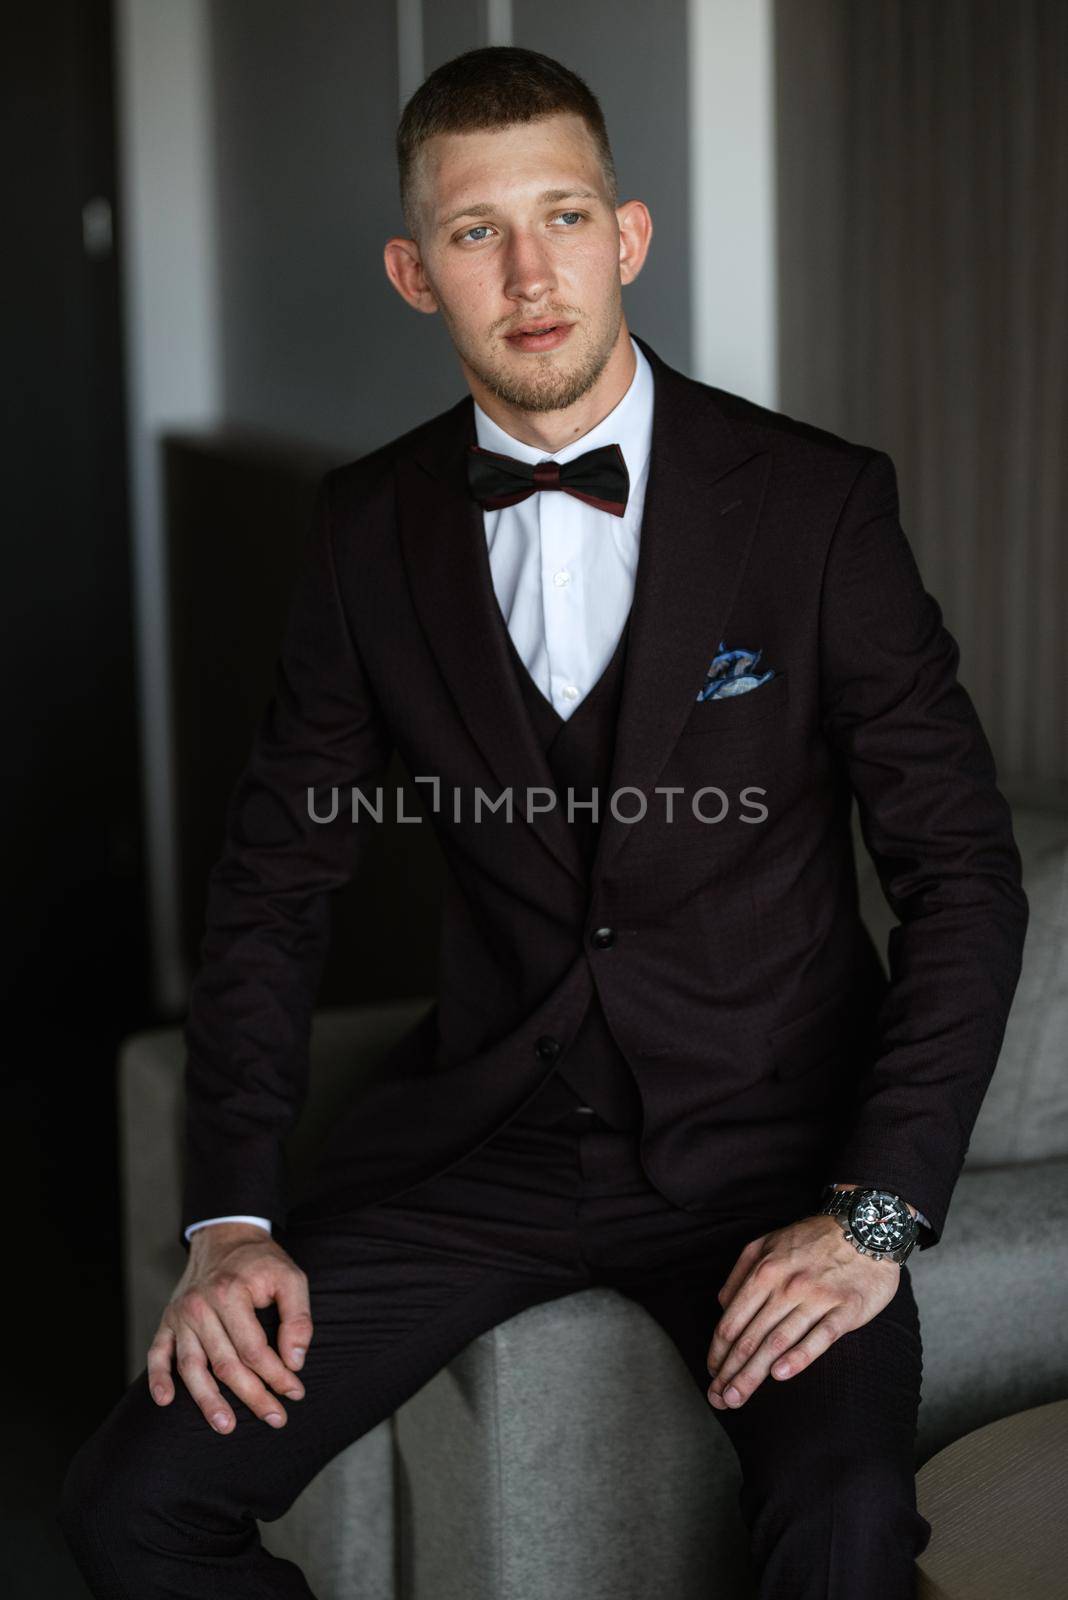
left=60, top=1099, right=931, bottom=1599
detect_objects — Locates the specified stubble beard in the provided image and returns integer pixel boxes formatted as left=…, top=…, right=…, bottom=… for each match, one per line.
left=451, top=304, right=623, bottom=416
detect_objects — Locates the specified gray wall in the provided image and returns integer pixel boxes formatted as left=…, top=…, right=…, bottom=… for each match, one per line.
left=512, top=0, right=692, bottom=373
left=206, top=0, right=451, bottom=451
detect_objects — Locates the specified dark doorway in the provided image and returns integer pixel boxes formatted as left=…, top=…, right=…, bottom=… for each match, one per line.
left=3, top=4, right=150, bottom=1593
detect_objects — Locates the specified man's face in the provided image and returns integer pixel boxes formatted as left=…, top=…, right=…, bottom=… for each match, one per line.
left=408, top=113, right=629, bottom=414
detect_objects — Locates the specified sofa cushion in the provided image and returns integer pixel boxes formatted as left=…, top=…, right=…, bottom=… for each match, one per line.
left=393, top=1285, right=753, bottom=1600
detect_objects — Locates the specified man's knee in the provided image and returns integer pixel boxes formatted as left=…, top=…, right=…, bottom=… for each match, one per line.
left=59, top=1423, right=139, bottom=1576
left=59, top=1401, right=187, bottom=1583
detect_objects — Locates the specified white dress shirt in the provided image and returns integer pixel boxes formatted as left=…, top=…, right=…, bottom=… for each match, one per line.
left=185, top=333, right=929, bottom=1241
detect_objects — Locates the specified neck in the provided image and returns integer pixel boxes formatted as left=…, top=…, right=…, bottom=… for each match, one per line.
left=466, top=324, right=637, bottom=453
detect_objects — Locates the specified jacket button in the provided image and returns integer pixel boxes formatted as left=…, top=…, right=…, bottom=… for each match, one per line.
left=535, top=1035, right=561, bottom=1061
left=591, top=926, right=616, bottom=949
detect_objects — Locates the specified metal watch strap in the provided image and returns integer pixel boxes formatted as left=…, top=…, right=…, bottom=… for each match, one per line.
left=821, top=1187, right=857, bottom=1221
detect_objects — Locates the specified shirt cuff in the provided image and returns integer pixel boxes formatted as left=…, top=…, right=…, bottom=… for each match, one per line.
left=184, top=1214, right=273, bottom=1242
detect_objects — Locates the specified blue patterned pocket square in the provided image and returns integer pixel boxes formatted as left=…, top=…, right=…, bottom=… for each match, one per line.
left=697, top=640, right=777, bottom=703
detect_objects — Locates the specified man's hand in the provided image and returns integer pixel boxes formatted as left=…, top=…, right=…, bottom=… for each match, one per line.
left=147, top=1222, right=313, bottom=1434
left=705, top=1215, right=900, bottom=1410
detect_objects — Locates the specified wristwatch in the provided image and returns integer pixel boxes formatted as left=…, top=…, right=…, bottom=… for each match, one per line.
left=818, top=1185, right=918, bottom=1265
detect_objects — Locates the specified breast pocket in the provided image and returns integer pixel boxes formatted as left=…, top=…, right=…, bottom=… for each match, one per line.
left=681, top=669, right=789, bottom=735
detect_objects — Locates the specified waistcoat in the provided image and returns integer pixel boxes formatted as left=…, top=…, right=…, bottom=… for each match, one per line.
left=495, top=607, right=644, bottom=1131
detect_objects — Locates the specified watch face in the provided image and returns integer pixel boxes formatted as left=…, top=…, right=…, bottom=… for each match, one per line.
left=849, top=1190, right=913, bottom=1253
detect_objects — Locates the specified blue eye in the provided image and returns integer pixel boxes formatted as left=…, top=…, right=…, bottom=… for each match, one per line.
left=457, top=211, right=585, bottom=244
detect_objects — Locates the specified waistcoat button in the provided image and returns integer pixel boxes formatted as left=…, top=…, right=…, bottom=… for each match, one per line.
left=591, top=926, right=616, bottom=949
left=535, top=1034, right=561, bottom=1060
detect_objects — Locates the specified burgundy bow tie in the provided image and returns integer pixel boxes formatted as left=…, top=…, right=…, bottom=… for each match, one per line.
left=466, top=441, right=630, bottom=517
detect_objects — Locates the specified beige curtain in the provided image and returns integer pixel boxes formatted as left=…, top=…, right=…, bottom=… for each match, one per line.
left=775, top=0, right=1067, bottom=802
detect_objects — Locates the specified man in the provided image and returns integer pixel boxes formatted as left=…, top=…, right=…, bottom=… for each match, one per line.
left=61, top=45, right=1028, bottom=1599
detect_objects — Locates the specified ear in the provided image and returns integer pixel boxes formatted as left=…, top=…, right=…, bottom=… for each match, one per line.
left=617, top=199, right=653, bottom=287
left=383, top=236, right=439, bottom=315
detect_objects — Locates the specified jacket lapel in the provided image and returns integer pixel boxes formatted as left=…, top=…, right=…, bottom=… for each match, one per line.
left=399, top=401, right=588, bottom=886
left=591, top=334, right=772, bottom=881
left=397, top=333, right=771, bottom=890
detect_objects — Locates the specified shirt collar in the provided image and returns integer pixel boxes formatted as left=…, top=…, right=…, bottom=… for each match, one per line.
left=472, top=333, right=653, bottom=489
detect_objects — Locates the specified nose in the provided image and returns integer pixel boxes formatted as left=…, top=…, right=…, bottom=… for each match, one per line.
left=502, top=226, right=557, bottom=307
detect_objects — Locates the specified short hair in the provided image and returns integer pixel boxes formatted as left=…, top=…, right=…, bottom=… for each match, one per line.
left=396, top=45, right=618, bottom=241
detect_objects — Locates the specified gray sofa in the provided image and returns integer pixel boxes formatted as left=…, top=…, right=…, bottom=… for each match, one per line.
left=118, top=801, right=1068, bottom=1598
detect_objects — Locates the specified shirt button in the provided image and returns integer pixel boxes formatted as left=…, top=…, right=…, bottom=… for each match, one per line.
left=552, top=569, right=571, bottom=587
left=562, top=685, right=579, bottom=701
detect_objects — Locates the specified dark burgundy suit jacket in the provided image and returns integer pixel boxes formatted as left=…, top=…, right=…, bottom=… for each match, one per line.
left=181, top=331, right=1029, bottom=1250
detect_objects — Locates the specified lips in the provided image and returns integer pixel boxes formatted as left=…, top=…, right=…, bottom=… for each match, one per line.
left=510, top=320, right=566, bottom=335
left=503, top=321, right=576, bottom=351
